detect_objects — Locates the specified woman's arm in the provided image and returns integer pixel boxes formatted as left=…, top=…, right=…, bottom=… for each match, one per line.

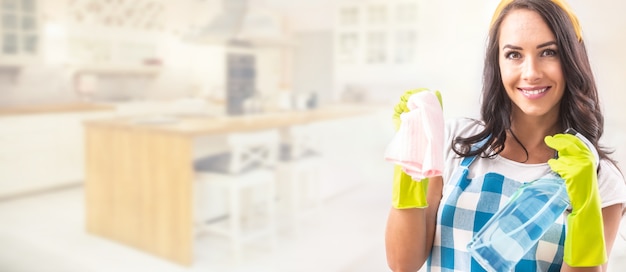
left=385, top=176, right=443, bottom=272
left=561, top=203, right=624, bottom=272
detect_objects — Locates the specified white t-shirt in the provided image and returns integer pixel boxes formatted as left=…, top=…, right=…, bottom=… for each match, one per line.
left=443, top=118, right=626, bottom=211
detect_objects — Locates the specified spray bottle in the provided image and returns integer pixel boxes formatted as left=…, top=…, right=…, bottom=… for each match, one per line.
left=466, top=128, right=599, bottom=271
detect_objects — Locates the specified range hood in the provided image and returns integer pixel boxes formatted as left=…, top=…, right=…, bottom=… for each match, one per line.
left=186, top=0, right=294, bottom=47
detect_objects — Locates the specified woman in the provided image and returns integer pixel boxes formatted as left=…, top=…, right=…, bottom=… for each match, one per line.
left=385, top=0, right=626, bottom=271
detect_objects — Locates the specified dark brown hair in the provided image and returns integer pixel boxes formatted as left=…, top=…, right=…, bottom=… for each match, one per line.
left=452, top=0, right=613, bottom=164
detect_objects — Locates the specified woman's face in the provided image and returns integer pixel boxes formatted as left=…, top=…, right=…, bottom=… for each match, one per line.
left=498, top=8, right=565, bottom=120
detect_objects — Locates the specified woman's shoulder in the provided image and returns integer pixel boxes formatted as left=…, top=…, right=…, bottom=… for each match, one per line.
left=597, top=159, right=626, bottom=209
left=445, top=117, right=485, bottom=139
left=598, top=159, right=625, bottom=185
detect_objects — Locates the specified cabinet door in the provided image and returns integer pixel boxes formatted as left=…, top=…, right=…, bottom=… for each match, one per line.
left=1, top=0, right=39, bottom=58
left=0, top=110, right=115, bottom=198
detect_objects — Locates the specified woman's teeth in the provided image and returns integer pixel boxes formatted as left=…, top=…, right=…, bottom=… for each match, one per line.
left=521, top=88, right=547, bottom=95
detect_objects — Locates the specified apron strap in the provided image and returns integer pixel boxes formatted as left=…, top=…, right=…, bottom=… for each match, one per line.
left=459, top=136, right=490, bottom=168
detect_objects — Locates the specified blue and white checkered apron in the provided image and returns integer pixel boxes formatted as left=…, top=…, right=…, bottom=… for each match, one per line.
left=428, top=149, right=566, bottom=271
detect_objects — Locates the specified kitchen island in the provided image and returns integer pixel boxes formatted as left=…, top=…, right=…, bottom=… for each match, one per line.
left=83, top=104, right=382, bottom=266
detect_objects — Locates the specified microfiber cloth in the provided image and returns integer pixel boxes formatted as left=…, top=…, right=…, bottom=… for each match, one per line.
left=384, top=91, right=444, bottom=180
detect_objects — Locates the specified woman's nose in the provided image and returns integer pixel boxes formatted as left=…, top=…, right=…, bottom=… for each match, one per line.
left=522, top=57, right=542, bottom=82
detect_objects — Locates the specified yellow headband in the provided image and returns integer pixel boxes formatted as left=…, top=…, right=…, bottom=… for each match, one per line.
left=490, top=0, right=582, bottom=41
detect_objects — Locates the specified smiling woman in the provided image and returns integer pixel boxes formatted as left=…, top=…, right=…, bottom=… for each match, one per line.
left=384, top=0, right=626, bottom=271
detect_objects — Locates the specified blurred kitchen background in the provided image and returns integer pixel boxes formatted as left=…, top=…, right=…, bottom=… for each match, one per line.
left=0, top=0, right=625, bottom=271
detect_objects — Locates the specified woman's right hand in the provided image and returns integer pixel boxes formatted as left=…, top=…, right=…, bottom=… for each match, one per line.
left=392, top=88, right=443, bottom=131
left=387, top=88, right=444, bottom=271
left=390, top=88, right=443, bottom=209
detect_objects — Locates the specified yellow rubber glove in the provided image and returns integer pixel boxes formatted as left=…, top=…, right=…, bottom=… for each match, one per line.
left=544, top=133, right=606, bottom=267
left=391, top=88, right=442, bottom=209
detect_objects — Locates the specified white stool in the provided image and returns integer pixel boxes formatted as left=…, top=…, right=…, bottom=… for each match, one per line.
left=194, top=129, right=280, bottom=261
left=276, top=124, right=324, bottom=235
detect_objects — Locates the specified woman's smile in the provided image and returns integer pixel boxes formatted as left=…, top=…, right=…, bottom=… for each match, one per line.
left=518, top=86, right=551, bottom=99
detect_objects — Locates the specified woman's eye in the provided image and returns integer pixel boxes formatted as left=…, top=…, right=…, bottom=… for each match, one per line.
left=542, top=49, right=558, bottom=57
left=505, top=51, right=521, bottom=59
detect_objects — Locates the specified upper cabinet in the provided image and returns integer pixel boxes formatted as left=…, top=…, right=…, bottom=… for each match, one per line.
left=0, top=0, right=166, bottom=73
left=332, top=0, right=423, bottom=102
left=0, top=0, right=40, bottom=65
left=334, top=0, right=419, bottom=66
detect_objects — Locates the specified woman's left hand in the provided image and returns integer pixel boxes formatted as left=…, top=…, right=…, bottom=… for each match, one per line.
left=545, top=133, right=606, bottom=267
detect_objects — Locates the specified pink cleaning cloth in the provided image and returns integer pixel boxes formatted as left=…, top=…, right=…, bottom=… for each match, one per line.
left=384, top=91, right=444, bottom=180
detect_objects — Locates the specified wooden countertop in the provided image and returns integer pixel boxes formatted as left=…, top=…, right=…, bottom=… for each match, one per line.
left=0, top=102, right=116, bottom=116
left=84, top=104, right=382, bottom=137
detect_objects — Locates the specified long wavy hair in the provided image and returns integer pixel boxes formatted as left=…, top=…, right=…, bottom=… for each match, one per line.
left=452, top=0, right=614, bottom=164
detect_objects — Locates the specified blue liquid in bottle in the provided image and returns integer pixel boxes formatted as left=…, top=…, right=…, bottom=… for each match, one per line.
left=467, top=173, right=570, bottom=272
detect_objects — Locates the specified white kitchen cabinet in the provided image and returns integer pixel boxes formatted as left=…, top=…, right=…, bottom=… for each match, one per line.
left=334, top=0, right=418, bottom=66
left=0, top=110, right=114, bottom=199
left=0, top=0, right=40, bottom=65
left=333, top=0, right=423, bottom=103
